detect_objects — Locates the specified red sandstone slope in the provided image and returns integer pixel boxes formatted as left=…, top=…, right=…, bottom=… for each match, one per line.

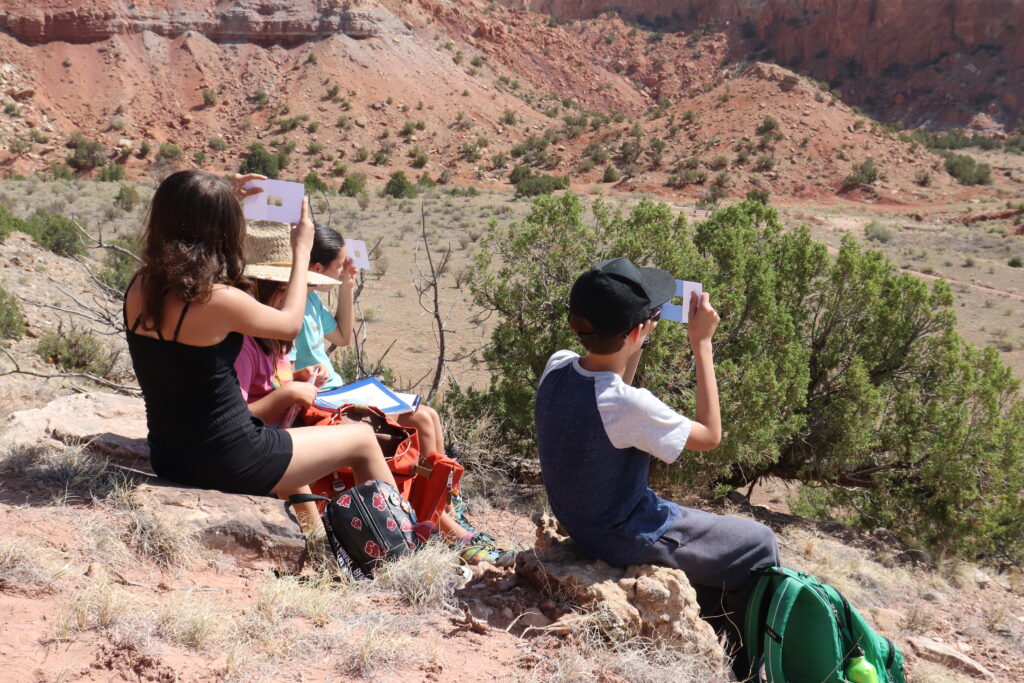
left=515, top=0, right=1024, bottom=131
left=0, top=0, right=1012, bottom=202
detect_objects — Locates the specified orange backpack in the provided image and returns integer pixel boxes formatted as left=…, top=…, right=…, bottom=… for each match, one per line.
left=300, top=403, right=463, bottom=527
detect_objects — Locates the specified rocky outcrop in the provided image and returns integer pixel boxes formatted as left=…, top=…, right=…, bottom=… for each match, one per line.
left=908, top=636, right=997, bottom=681
left=4, top=392, right=306, bottom=567
left=0, top=2, right=410, bottom=45
left=516, top=513, right=728, bottom=672
left=510, top=0, right=1024, bottom=127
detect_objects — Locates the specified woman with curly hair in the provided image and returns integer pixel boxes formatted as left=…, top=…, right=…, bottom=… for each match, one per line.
left=123, top=170, right=395, bottom=498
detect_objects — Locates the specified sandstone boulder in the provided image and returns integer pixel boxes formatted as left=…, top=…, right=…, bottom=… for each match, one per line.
left=5, top=391, right=150, bottom=470
left=4, top=392, right=305, bottom=567
left=908, top=636, right=996, bottom=681
left=517, top=513, right=727, bottom=669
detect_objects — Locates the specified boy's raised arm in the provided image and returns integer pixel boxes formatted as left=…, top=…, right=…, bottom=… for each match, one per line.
left=683, top=292, right=721, bottom=451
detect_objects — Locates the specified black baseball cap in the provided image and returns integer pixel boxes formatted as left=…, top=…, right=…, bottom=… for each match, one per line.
left=569, top=257, right=676, bottom=337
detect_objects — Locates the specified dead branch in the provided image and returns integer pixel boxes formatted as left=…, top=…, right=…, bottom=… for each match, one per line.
left=71, top=217, right=142, bottom=264
left=413, top=203, right=451, bottom=403
left=0, top=348, right=140, bottom=395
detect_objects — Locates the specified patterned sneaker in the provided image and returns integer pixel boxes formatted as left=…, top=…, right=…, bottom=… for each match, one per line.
left=459, top=541, right=516, bottom=568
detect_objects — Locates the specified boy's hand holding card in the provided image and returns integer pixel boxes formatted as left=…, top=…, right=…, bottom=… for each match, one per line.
left=660, top=280, right=703, bottom=323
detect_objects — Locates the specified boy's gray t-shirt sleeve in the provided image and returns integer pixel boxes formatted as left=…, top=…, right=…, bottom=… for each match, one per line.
left=596, top=380, right=691, bottom=464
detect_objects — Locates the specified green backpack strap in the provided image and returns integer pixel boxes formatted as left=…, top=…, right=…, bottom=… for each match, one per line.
left=763, top=572, right=845, bottom=683
left=744, top=566, right=790, bottom=677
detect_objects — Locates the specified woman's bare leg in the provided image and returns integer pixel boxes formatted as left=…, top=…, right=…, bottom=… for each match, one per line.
left=282, top=485, right=319, bottom=534
left=272, top=422, right=396, bottom=495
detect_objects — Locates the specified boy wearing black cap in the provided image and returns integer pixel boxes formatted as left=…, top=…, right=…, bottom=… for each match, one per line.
left=535, top=257, right=779, bottom=672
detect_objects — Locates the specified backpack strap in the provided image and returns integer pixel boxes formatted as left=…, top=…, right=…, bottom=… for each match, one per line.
left=284, top=493, right=332, bottom=526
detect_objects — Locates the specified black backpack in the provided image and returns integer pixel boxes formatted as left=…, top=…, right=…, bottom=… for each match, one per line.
left=290, top=479, right=423, bottom=580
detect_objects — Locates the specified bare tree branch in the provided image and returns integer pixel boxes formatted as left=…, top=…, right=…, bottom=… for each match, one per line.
left=413, top=203, right=449, bottom=403
left=0, top=348, right=140, bottom=395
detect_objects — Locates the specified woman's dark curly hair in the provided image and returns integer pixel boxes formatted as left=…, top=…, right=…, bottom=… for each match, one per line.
left=136, top=170, right=251, bottom=333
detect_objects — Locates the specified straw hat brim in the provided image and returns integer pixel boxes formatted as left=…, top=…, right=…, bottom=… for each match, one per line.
left=244, top=263, right=341, bottom=286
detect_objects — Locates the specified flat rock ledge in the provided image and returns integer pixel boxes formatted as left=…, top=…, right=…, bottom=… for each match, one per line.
left=4, top=392, right=305, bottom=567
left=516, top=512, right=729, bottom=672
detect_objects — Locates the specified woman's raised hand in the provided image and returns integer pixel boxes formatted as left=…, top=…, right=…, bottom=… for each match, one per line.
left=291, top=197, right=314, bottom=254
left=231, top=173, right=267, bottom=202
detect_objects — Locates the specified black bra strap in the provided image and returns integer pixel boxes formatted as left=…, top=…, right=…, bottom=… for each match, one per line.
left=172, top=302, right=191, bottom=342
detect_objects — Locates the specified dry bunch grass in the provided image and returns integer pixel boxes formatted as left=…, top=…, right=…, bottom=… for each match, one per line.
left=0, top=441, right=115, bottom=504
left=0, top=538, right=67, bottom=588
left=518, top=612, right=730, bottom=683
left=370, top=540, right=462, bottom=612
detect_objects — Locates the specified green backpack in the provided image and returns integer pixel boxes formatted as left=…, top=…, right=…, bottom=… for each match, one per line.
left=743, top=567, right=907, bottom=683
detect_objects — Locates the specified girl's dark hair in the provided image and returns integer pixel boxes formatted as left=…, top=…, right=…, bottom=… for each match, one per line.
left=310, top=224, right=345, bottom=267
left=252, top=279, right=292, bottom=359
left=136, top=170, right=251, bottom=332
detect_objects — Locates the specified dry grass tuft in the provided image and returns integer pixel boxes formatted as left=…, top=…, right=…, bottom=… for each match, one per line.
left=107, top=482, right=199, bottom=569
left=0, top=441, right=115, bottom=503
left=371, top=540, right=462, bottom=612
left=908, top=662, right=974, bottom=683
left=0, top=538, right=64, bottom=587
left=154, top=594, right=225, bottom=650
left=54, top=578, right=144, bottom=642
left=520, top=617, right=730, bottom=683
left=343, top=614, right=420, bottom=677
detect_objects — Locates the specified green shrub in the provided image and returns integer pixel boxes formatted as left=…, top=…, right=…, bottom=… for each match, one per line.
left=410, top=148, right=429, bottom=169
left=49, top=163, right=74, bottom=181
left=1009, top=256, right=1022, bottom=268
left=97, top=163, right=125, bottom=182
left=114, top=184, right=139, bottom=211
left=757, top=115, right=779, bottom=135
left=156, top=143, right=182, bottom=163
left=841, top=157, right=880, bottom=191
left=192, top=150, right=206, bottom=165
left=501, top=109, right=517, bottom=126
left=303, top=171, right=330, bottom=194
left=513, top=173, right=569, bottom=198
left=137, top=141, right=151, bottom=159
left=452, top=194, right=1024, bottom=564
left=383, top=171, right=418, bottom=199
left=864, top=221, right=894, bottom=243
left=251, top=89, right=269, bottom=108
left=602, top=165, right=620, bottom=183
left=24, top=209, right=85, bottom=257
left=914, top=169, right=931, bottom=187
left=97, top=238, right=139, bottom=292
left=0, top=284, right=25, bottom=339
left=239, top=143, right=279, bottom=179
left=339, top=173, right=367, bottom=197
left=753, top=155, right=775, bottom=172
left=208, top=137, right=228, bottom=152
left=746, top=188, right=770, bottom=204
left=943, top=153, right=991, bottom=185
left=201, top=88, right=216, bottom=107
left=0, top=205, right=27, bottom=241
left=37, top=329, right=109, bottom=375
left=66, top=132, right=106, bottom=170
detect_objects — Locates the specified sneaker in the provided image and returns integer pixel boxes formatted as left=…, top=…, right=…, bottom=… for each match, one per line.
left=459, top=542, right=516, bottom=568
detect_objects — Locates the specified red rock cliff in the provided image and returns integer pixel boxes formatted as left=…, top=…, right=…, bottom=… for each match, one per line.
left=511, top=0, right=1024, bottom=128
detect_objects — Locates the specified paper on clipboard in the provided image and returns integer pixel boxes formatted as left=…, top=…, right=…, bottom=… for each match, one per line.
left=660, top=280, right=703, bottom=323
left=242, top=179, right=305, bottom=224
left=346, top=239, right=371, bottom=270
left=314, top=377, right=420, bottom=415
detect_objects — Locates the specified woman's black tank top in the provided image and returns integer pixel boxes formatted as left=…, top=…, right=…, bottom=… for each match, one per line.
left=123, top=277, right=253, bottom=462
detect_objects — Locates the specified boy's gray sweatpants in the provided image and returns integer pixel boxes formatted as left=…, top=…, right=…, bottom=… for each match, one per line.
left=634, top=505, right=779, bottom=592
left=634, top=506, right=779, bottom=676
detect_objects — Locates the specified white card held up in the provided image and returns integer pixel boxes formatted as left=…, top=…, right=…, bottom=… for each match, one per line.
left=346, top=239, right=371, bottom=270
left=242, top=179, right=305, bottom=224
left=660, top=280, right=703, bottom=323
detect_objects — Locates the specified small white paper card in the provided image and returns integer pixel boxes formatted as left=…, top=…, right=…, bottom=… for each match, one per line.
left=242, top=179, right=305, bottom=224
left=346, top=239, right=371, bottom=270
left=661, top=280, right=703, bottom=323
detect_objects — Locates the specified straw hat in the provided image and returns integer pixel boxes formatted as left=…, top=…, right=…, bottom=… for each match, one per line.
left=243, top=220, right=341, bottom=286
